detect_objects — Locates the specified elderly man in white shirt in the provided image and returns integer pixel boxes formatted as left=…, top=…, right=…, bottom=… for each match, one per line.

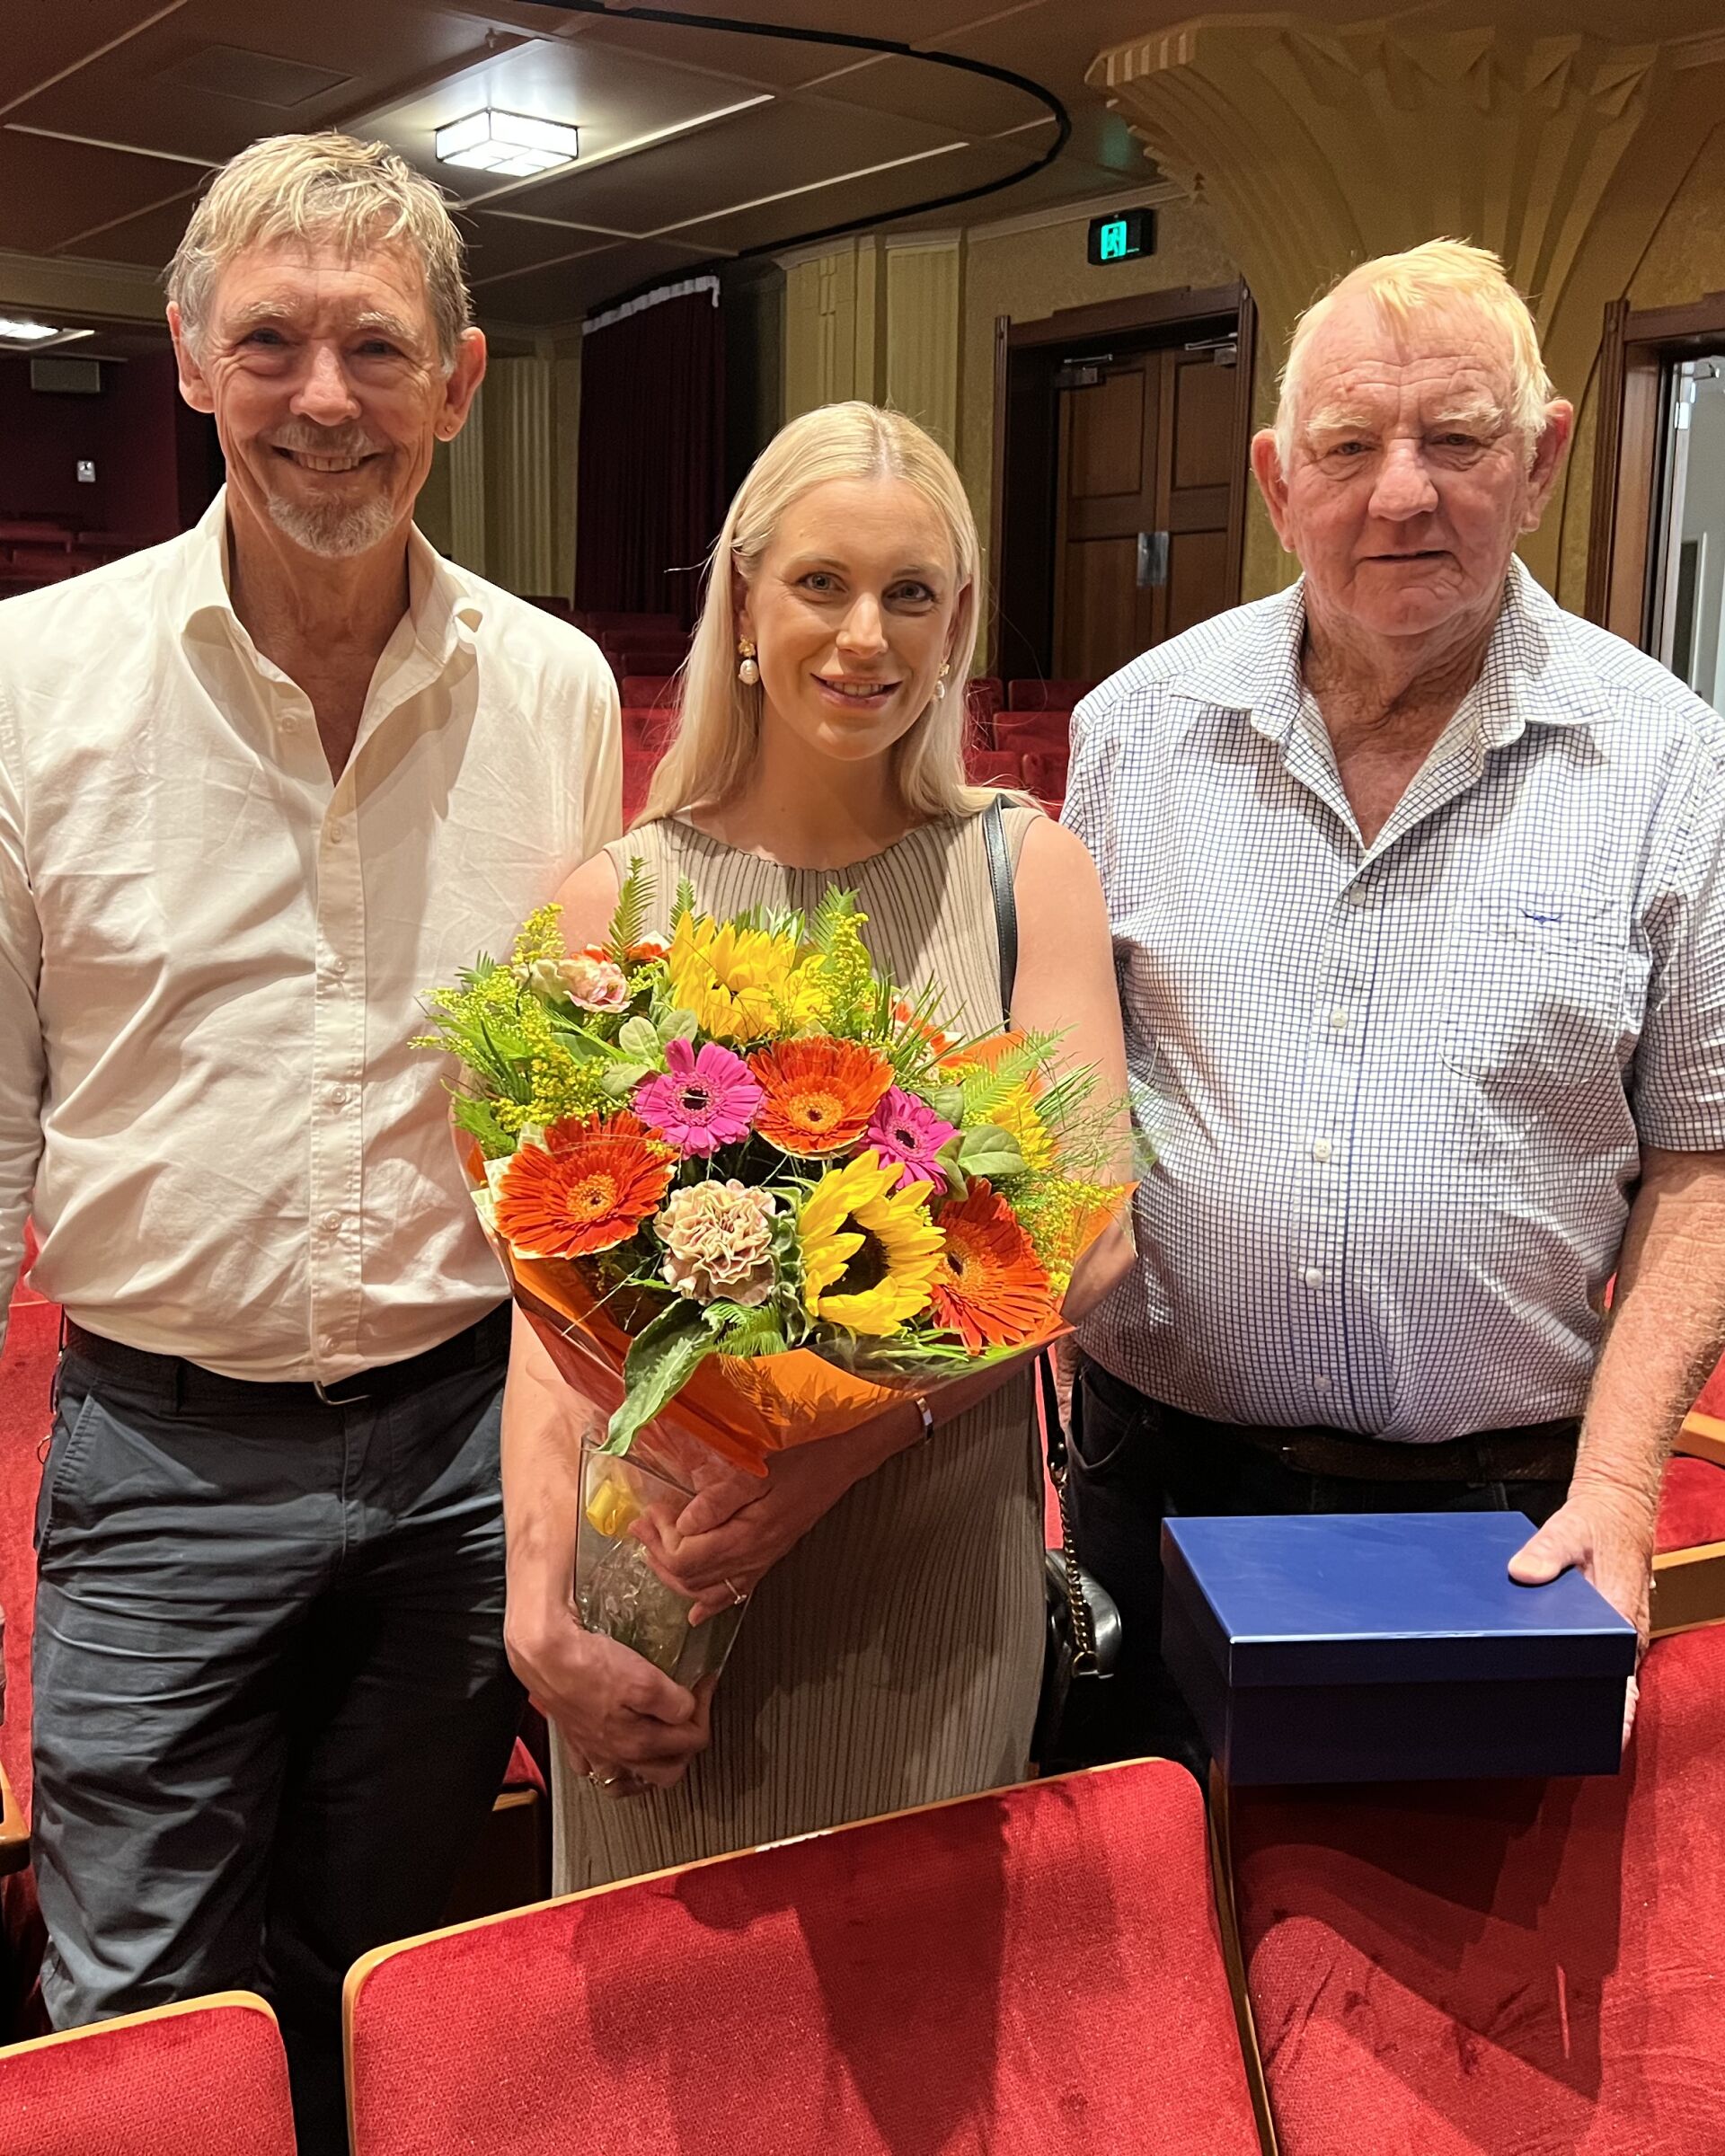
left=0, top=136, right=618, bottom=2149
left=1062, top=240, right=1725, bottom=1767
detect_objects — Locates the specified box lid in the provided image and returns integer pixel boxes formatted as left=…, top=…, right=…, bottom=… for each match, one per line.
left=1162, top=1514, right=1639, bottom=1689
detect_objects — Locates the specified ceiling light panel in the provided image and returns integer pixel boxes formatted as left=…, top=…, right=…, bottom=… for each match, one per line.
left=435, top=110, right=579, bottom=177
left=0, top=317, right=93, bottom=349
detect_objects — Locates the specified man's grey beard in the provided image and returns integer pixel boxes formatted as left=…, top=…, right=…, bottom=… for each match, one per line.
left=264, top=488, right=399, bottom=560
left=261, top=428, right=399, bottom=559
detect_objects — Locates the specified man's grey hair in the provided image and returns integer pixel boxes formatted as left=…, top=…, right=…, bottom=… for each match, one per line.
left=167, top=132, right=472, bottom=367
left=1274, top=239, right=1555, bottom=470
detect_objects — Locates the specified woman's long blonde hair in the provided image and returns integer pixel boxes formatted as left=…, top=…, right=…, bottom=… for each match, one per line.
left=640, top=402, right=989, bottom=826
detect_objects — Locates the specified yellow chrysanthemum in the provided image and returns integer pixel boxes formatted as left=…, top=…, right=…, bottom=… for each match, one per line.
left=667, top=915, right=823, bottom=1043
left=988, top=1083, right=1055, bottom=1171
left=797, top=1149, right=945, bottom=1334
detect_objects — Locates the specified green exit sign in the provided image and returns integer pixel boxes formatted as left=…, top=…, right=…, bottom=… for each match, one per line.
left=1087, top=208, right=1156, bottom=266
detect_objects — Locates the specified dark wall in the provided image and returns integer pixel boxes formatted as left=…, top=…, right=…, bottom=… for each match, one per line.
left=0, top=352, right=217, bottom=535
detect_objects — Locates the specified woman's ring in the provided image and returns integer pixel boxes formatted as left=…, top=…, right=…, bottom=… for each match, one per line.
left=725, top=1577, right=747, bottom=1607
left=588, top=1769, right=622, bottom=1789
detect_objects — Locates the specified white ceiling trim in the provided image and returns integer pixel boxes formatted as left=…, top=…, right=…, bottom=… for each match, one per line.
left=4, top=122, right=218, bottom=171
left=648, top=138, right=969, bottom=240
left=456, top=94, right=775, bottom=213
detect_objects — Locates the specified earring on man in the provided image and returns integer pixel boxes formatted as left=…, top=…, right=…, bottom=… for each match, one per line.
left=737, top=638, right=760, bottom=686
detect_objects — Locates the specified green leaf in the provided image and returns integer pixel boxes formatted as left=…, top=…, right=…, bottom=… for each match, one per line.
left=603, top=1301, right=721, bottom=1454
left=617, top=1015, right=661, bottom=1062
left=934, top=1133, right=969, bottom=1202
left=928, top=1086, right=965, bottom=1125
left=657, top=1008, right=697, bottom=1044
left=598, top=1061, right=651, bottom=1099
left=956, top=1124, right=1026, bottom=1180
left=671, top=875, right=699, bottom=932
left=807, top=886, right=858, bottom=957
left=606, top=856, right=652, bottom=968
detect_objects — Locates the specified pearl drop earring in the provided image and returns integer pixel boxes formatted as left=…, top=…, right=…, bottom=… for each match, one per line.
left=737, top=638, right=759, bottom=686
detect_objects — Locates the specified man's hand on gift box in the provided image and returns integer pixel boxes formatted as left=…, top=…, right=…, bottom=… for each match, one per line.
left=1508, top=1486, right=1652, bottom=1744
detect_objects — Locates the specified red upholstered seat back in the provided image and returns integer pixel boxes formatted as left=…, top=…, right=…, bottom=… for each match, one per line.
left=1229, top=1625, right=1725, bottom=2154
left=346, top=1759, right=1261, bottom=2156
left=0, top=1993, right=296, bottom=2156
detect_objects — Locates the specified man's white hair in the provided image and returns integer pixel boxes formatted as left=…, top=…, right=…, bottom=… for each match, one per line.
left=1273, top=240, right=1554, bottom=467
left=168, top=132, right=471, bottom=367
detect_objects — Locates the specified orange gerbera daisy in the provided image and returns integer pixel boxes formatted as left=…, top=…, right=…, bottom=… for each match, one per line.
left=928, top=1180, right=1059, bottom=1351
left=496, top=1111, right=676, bottom=1259
left=747, top=1037, right=892, bottom=1156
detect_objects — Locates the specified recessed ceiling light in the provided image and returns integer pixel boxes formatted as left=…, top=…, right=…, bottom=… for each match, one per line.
left=435, top=110, right=579, bottom=178
left=0, top=318, right=93, bottom=349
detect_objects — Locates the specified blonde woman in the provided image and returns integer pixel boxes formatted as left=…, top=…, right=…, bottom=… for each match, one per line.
left=503, top=402, right=1133, bottom=1888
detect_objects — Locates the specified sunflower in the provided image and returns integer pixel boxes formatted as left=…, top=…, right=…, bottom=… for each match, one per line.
left=797, top=1150, right=946, bottom=1333
left=748, top=1037, right=892, bottom=1156
left=495, top=1111, right=676, bottom=1259
left=927, top=1180, right=1058, bottom=1350
left=666, top=915, right=822, bottom=1043
left=987, top=1082, right=1055, bottom=1171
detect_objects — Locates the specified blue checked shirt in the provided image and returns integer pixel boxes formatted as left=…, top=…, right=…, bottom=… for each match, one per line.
left=1065, top=560, right=1725, bottom=1440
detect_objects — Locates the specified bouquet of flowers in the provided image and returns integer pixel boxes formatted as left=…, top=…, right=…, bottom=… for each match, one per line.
left=420, top=865, right=1129, bottom=1682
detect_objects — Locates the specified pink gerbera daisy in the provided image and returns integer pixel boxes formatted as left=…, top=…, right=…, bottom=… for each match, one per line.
left=633, top=1038, right=762, bottom=1157
left=863, top=1085, right=957, bottom=1193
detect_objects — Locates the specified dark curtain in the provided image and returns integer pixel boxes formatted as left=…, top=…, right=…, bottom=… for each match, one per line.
left=574, top=288, right=725, bottom=626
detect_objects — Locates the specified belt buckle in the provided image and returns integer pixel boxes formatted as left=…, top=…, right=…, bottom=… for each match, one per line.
left=313, top=1373, right=373, bottom=1408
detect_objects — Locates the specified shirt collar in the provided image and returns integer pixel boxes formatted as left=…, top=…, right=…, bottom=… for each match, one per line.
left=1178, top=554, right=1612, bottom=747
left=173, top=485, right=485, bottom=665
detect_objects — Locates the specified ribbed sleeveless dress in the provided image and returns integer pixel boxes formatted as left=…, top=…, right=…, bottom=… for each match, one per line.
left=552, top=805, right=1046, bottom=1891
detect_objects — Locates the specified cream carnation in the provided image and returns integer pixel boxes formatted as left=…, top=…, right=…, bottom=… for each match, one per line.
left=655, top=1180, right=778, bottom=1305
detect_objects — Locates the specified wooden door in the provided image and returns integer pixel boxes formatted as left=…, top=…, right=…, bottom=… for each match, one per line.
left=1052, top=343, right=1239, bottom=679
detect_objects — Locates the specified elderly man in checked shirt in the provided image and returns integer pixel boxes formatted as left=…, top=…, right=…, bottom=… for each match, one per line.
left=1062, top=239, right=1725, bottom=1763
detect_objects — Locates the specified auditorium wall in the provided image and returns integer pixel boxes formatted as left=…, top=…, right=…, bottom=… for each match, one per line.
left=0, top=351, right=187, bottom=534
left=1556, top=122, right=1725, bottom=614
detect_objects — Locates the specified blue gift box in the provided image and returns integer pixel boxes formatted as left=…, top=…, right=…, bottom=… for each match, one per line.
left=1160, top=1514, right=1639, bottom=1784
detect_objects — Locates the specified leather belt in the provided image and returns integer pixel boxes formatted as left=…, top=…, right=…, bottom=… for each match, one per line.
left=61, top=1303, right=512, bottom=1412
left=1158, top=1400, right=1581, bottom=1484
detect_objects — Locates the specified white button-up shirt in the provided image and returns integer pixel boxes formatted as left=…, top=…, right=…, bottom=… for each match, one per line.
left=1066, top=560, right=1725, bottom=1440
left=0, top=492, right=620, bottom=1381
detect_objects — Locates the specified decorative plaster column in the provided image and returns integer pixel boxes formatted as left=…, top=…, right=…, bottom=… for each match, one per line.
left=448, top=380, right=487, bottom=579
left=782, top=237, right=883, bottom=417
left=485, top=355, right=555, bottom=597
left=885, top=236, right=961, bottom=454
left=1088, top=16, right=1725, bottom=588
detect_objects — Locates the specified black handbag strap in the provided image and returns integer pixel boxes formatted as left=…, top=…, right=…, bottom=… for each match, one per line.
left=981, top=792, right=1101, bottom=1680
left=981, top=792, right=1017, bottom=1029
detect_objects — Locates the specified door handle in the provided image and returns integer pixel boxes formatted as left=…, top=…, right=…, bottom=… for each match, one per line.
left=1137, top=531, right=1169, bottom=588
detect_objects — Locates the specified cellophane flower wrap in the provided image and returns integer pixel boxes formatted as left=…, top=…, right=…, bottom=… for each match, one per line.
left=418, top=866, right=1131, bottom=1679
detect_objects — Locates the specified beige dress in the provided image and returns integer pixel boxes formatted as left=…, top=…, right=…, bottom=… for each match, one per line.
left=553, top=805, right=1046, bottom=1891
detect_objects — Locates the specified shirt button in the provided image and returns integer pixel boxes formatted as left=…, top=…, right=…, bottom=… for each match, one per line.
left=327, top=824, right=346, bottom=846
left=1348, top=886, right=1372, bottom=908
left=1313, top=1373, right=1332, bottom=1393
left=321, top=1211, right=342, bottom=1234
left=329, top=1084, right=351, bottom=1108
left=1329, top=1007, right=1349, bottom=1030
left=1312, top=1137, right=1333, bottom=1162
left=1302, top=1266, right=1326, bottom=1289
left=317, top=1333, right=337, bottom=1356
left=328, top=956, right=348, bottom=978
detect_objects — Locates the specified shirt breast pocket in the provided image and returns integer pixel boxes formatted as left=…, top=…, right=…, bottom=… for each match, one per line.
left=1438, top=888, right=1627, bottom=1093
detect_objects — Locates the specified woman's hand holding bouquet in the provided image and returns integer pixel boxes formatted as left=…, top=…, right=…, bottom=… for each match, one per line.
left=420, top=865, right=1133, bottom=1700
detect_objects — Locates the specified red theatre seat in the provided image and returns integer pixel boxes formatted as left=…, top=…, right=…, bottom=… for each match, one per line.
left=965, top=676, right=1004, bottom=728
left=993, top=711, right=1072, bottom=753
left=1225, top=1623, right=1725, bottom=2155
left=1022, top=750, right=1069, bottom=809
left=0, top=1992, right=296, bottom=2156
left=345, top=1760, right=1262, bottom=2156
left=964, top=747, right=1022, bottom=788
left=1006, top=678, right=1097, bottom=711
left=619, top=675, right=680, bottom=710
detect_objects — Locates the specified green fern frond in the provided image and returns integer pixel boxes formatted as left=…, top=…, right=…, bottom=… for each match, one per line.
left=606, top=857, right=653, bottom=966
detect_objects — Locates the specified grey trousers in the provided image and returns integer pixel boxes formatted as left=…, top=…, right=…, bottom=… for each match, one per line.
left=31, top=1338, right=525, bottom=2156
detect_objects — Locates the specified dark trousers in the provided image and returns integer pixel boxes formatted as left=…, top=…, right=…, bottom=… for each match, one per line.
left=1061, top=1359, right=1572, bottom=1773
left=31, top=1340, right=525, bottom=2156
